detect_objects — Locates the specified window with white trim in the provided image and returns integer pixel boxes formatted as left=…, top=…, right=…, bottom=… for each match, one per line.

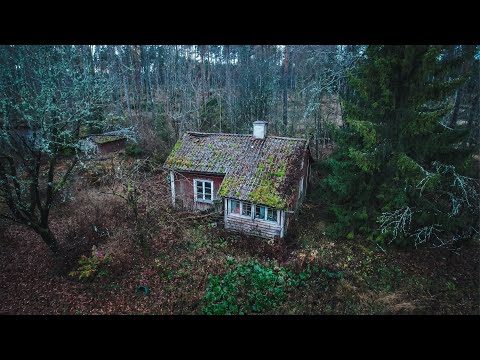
left=229, top=199, right=279, bottom=224
left=194, top=179, right=213, bottom=202
left=255, top=205, right=266, bottom=220
left=242, top=202, right=252, bottom=217
left=267, top=207, right=278, bottom=222
left=230, top=199, right=241, bottom=214
left=255, top=205, right=278, bottom=222
left=229, top=199, right=250, bottom=217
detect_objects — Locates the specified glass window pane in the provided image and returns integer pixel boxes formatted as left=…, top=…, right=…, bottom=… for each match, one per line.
left=255, top=206, right=266, bottom=220
left=267, top=208, right=277, bottom=222
left=195, top=181, right=204, bottom=200
left=242, top=202, right=251, bottom=217
left=204, top=182, right=212, bottom=195
left=231, top=200, right=240, bottom=214
left=205, top=194, right=212, bottom=201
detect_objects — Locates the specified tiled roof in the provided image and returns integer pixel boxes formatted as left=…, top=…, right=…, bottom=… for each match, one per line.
left=164, top=132, right=308, bottom=209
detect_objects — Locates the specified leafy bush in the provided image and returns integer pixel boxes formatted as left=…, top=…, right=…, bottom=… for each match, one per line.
left=202, top=260, right=299, bottom=315
left=69, top=245, right=111, bottom=281
left=201, top=259, right=345, bottom=315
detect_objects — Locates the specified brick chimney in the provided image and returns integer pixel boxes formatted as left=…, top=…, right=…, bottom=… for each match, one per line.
left=253, top=121, right=268, bottom=140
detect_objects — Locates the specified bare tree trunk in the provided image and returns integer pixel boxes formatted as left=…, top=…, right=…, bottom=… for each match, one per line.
left=35, top=225, right=60, bottom=255
left=116, top=46, right=132, bottom=120
left=108, top=46, right=122, bottom=117
left=225, top=45, right=234, bottom=132
left=282, top=46, right=289, bottom=135
left=467, top=68, right=479, bottom=144
left=200, top=45, right=206, bottom=112
left=206, top=45, right=211, bottom=100
left=448, top=88, right=463, bottom=128
left=131, top=46, right=142, bottom=115
left=315, top=104, right=320, bottom=160
left=449, top=45, right=476, bottom=128
left=86, top=45, right=95, bottom=77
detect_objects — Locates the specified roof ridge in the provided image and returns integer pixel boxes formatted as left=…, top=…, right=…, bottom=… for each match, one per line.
left=186, top=131, right=251, bottom=137
left=268, top=135, right=307, bottom=141
left=186, top=131, right=306, bottom=141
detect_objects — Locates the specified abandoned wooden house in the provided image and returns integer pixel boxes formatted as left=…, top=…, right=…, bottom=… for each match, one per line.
left=164, top=121, right=312, bottom=239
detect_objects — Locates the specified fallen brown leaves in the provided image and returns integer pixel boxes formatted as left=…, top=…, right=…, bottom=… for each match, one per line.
left=0, top=164, right=478, bottom=315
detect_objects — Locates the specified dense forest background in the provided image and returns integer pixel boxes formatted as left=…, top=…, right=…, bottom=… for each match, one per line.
left=64, top=45, right=480, bottom=158
left=1, top=45, right=359, bottom=159
left=3, top=45, right=477, bottom=158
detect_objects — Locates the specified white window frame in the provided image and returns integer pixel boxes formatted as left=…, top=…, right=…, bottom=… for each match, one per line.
left=241, top=202, right=253, bottom=218
left=194, top=179, right=214, bottom=203
left=255, top=204, right=279, bottom=223
left=228, top=199, right=252, bottom=219
left=228, top=199, right=280, bottom=225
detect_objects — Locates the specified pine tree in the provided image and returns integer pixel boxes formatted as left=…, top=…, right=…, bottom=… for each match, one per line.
left=322, top=45, right=479, bottom=247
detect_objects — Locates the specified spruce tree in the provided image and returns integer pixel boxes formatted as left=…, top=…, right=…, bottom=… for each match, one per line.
left=322, top=45, right=479, bottom=247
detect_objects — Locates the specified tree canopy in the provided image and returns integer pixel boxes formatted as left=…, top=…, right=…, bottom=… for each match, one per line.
left=322, top=45, right=479, bottom=247
left=0, top=45, right=112, bottom=259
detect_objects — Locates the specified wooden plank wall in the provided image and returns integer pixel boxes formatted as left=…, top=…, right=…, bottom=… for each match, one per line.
left=98, top=139, right=126, bottom=154
left=289, top=151, right=310, bottom=211
left=225, top=213, right=282, bottom=239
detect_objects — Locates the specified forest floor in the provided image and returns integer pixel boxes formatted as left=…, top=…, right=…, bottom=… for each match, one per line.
left=0, top=161, right=478, bottom=315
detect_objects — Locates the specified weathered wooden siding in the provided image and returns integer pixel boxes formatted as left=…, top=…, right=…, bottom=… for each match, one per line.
left=98, top=139, right=126, bottom=154
left=224, top=213, right=282, bottom=239
left=289, top=150, right=310, bottom=211
left=173, top=171, right=224, bottom=211
left=282, top=151, right=310, bottom=238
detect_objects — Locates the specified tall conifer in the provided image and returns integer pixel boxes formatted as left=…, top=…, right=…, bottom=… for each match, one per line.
left=323, top=45, right=479, bottom=247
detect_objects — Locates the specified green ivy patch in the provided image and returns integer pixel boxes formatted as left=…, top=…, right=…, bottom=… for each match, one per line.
left=201, top=260, right=297, bottom=315
left=201, top=260, right=344, bottom=315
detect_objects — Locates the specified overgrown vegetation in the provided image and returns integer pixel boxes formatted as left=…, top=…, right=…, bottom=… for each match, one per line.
left=246, top=157, right=287, bottom=208
left=201, top=258, right=345, bottom=315
left=202, top=260, right=295, bottom=315
left=0, top=45, right=112, bottom=264
left=322, top=45, right=480, bottom=248
left=1, top=168, right=478, bottom=314
left=69, top=245, right=111, bottom=281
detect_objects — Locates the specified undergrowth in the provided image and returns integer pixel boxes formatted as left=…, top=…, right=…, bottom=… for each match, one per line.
left=201, top=258, right=344, bottom=315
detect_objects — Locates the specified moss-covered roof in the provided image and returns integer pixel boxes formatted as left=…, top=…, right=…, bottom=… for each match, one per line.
left=164, top=132, right=308, bottom=209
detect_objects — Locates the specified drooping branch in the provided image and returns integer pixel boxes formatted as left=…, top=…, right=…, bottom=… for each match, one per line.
left=377, top=206, right=413, bottom=242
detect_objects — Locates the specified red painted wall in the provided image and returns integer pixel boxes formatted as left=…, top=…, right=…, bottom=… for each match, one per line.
left=173, top=171, right=224, bottom=211
left=98, top=139, right=126, bottom=155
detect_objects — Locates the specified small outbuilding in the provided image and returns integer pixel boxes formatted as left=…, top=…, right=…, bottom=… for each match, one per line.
left=89, top=135, right=127, bottom=155
left=81, top=128, right=132, bottom=156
